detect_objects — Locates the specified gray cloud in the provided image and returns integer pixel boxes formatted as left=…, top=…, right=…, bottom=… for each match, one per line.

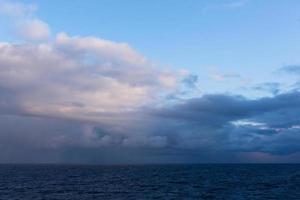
left=252, top=82, right=281, bottom=95
left=145, top=92, right=300, bottom=153
left=1, top=90, right=300, bottom=163
left=182, top=74, right=198, bottom=89
left=280, top=65, right=300, bottom=75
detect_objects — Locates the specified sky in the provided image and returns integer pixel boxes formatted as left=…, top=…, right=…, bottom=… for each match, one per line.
left=0, top=0, right=300, bottom=164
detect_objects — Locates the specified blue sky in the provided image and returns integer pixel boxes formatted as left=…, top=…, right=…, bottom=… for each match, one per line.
left=15, top=0, right=300, bottom=95
left=1, top=0, right=300, bottom=163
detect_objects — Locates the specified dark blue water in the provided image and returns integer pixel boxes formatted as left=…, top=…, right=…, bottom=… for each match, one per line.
left=0, top=164, right=299, bottom=199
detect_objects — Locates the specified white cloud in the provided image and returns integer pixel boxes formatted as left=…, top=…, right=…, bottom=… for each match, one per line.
left=0, top=33, right=180, bottom=122
left=16, top=19, right=50, bottom=41
left=56, top=32, right=146, bottom=65
left=0, top=0, right=50, bottom=41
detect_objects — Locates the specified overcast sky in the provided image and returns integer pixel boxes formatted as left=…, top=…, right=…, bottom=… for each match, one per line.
left=1, top=0, right=300, bottom=164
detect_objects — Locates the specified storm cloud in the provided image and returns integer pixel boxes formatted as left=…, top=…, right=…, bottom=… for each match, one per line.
left=1, top=87, right=300, bottom=163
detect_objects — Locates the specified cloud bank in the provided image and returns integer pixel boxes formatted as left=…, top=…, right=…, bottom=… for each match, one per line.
left=0, top=1, right=300, bottom=163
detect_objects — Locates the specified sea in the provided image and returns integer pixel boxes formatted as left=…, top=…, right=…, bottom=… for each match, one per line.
left=0, top=164, right=299, bottom=199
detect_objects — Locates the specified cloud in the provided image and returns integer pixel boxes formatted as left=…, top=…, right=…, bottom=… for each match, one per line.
left=278, top=65, right=300, bottom=91
left=280, top=65, right=300, bottom=75
left=3, top=90, right=300, bottom=163
left=0, top=27, right=183, bottom=163
left=137, top=91, right=300, bottom=157
left=16, top=18, right=50, bottom=41
left=182, top=74, right=198, bottom=89
left=252, top=82, right=281, bottom=95
left=1, top=1, right=300, bottom=164
left=0, top=32, right=181, bottom=122
left=210, top=69, right=241, bottom=81
left=0, top=0, right=50, bottom=41
left=0, top=0, right=37, bottom=16
left=1, top=31, right=300, bottom=162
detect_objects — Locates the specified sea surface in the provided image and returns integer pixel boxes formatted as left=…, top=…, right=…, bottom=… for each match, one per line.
left=0, top=164, right=299, bottom=199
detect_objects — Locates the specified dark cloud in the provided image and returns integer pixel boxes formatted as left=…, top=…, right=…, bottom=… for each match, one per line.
left=1, top=87, right=300, bottom=163
left=142, top=92, right=300, bottom=156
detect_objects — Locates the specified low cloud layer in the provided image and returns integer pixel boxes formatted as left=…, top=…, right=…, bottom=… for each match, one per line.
left=1, top=88, right=300, bottom=163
